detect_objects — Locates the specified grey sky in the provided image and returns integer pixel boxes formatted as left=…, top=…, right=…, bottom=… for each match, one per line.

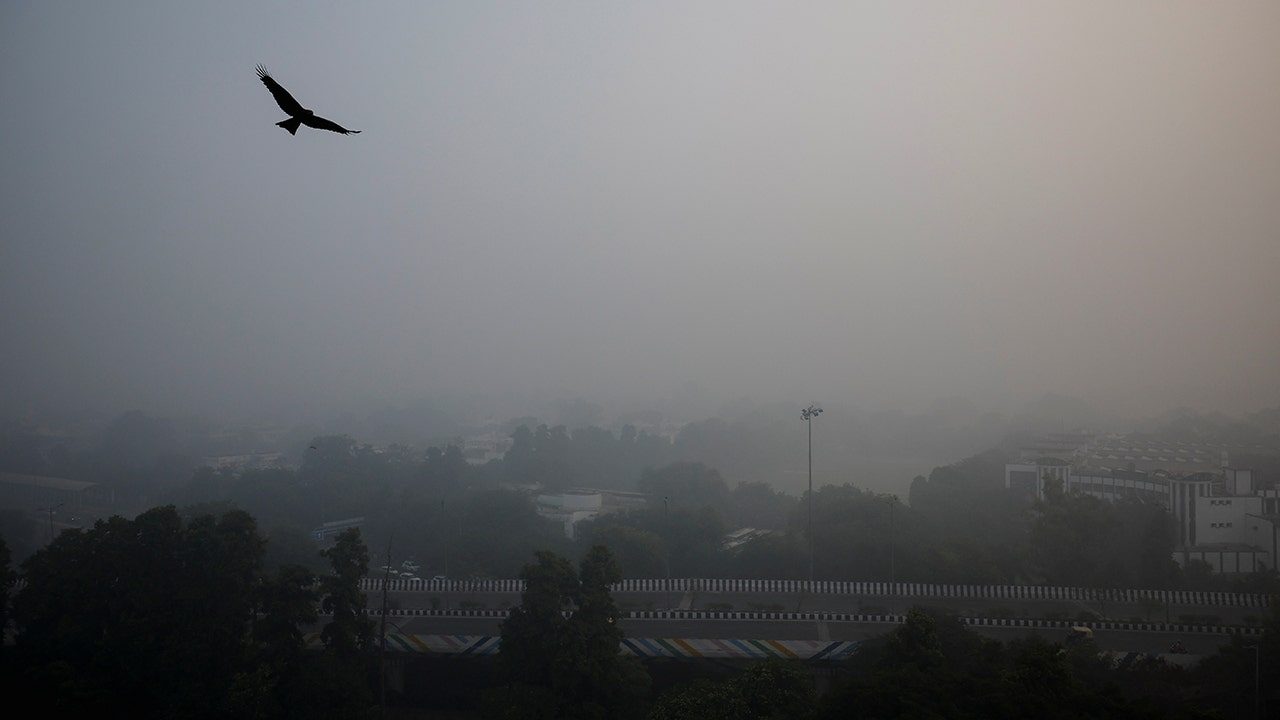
left=2, top=2, right=1278, bottom=425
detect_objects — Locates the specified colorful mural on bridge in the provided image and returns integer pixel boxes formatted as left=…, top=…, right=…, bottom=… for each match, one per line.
left=307, top=633, right=860, bottom=660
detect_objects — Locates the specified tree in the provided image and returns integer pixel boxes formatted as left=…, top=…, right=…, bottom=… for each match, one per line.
left=11, top=506, right=267, bottom=717
left=818, top=608, right=1146, bottom=720
left=300, top=435, right=394, bottom=521
left=421, top=443, right=469, bottom=496
left=569, top=426, right=626, bottom=490
left=581, top=504, right=726, bottom=578
left=489, top=546, right=649, bottom=720
left=1029, top=479, right=1128, bottom=587
left=456, top=489, right=571, bottom=578
left=254, top=563, right=319, bottom=674
left=1131, top=503, right=1179, bottom=589
left=502, top=424, right=575, bottom=490
left=647, top=678, right=749, bottom=720
left=637, top=462, right=730, bottom=513
left=907, top=449, right=1028, bottom=584
left=0, top=533, right=12, bottom=662
left=490, top=550, right=579, bottom=719
left=648, top=660, right=814, bottom=720
left=729, top=481, right=794, bottom=531
left=504, top=424, right=536, bottom=486
left=531, top=424, right=573, bottom=490
left=790, top=484, right=905, bottom=581
left=319, top=527, right=374, bottom=659
left=728, top=533, right=807, bottom=580
left=581, top=523, right=667, bottom=579
left=562, top=545, right=650, bottom=719
left=285, top=527, right=378, bottom=719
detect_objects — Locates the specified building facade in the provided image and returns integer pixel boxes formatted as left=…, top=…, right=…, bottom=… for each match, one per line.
left=1005, top=435, right=1277, bottom=574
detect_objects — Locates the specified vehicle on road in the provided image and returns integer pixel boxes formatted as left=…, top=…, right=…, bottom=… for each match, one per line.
left=1066, top=626, right=1094, bottom=645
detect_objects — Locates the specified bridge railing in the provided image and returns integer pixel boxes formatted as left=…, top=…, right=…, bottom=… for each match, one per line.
left=362, top=577, right=1274, bottom=608
left=331, top=606, right=1268, bottom=640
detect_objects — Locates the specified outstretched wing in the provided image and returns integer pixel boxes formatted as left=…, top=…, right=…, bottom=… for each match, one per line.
left=302, top=114, right=362, bottom=135
left=256, top=64, right=307, bottom=117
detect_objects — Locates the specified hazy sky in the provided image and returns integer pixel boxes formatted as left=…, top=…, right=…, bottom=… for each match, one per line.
left=3, top=2, right=1278, bottom=425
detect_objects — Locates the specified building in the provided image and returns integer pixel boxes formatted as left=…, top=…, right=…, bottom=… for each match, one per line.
left=534, top=488, right=649, bottom=539
left=201, top=451, right=288, bottom=471
left=0, top=472, right=115, bottom=545
left=1005, top=435, right=1277, bottom=574
left=462, top=433, right=512, bottom=465
left=0, top=472, right=114, bottom=518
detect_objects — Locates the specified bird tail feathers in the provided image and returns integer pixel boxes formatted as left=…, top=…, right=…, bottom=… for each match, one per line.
left=276, top=118, right=303, bottom=135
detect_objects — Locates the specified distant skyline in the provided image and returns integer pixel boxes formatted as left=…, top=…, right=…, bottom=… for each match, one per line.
left=3, top=2, right=1278, bottom=425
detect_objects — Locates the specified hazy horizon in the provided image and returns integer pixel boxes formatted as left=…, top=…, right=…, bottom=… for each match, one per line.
left=4, top=2, right=1278, bottom=428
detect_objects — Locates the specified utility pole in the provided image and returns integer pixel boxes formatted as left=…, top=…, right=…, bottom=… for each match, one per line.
left=664, top=496, right=671, bottom=608
left=37, top=502, right=64, bottom=543
left=379, top=536, right=392, bottom=718
left=802, top=404, right=822, bottom=585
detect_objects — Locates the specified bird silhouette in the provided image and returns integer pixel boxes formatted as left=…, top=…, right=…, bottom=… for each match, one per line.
left=256, top=65, right=361, bottom=136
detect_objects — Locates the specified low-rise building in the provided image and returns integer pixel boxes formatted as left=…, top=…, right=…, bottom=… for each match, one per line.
left=1005, top=435, right=1276, bottom=574
left=534, top=488, right=651, bottom=538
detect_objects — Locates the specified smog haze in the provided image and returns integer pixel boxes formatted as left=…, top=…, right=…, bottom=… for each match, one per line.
left=3, top=2, right=1278, bottom=426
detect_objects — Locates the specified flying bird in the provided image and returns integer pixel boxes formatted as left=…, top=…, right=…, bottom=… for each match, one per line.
left=256, top=65, right=361, bottom=136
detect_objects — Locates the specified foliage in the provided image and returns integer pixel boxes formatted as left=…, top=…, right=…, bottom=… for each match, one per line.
left=908, top=448, right=1029, bottom=583
left=582, top=523, right=667, bottom=578
left=300, top=435, right=396, bottom=519
left=10, top=506, right=267, bottom=717
left=818, top=607, right=1155, bottom=720
left=454, top=489, right=573, bottom=578
left=729, top=481, right=796, bottom=530
left=505, top=424, right=574, bottom=490
left=648, top=677, right=750, bottom=719
left=577, top=502, right=726, bottom=578
left=254, top=562, right=319, bottom=670
left=647, top=659, right=814, bottom=720
left=561, top=545, right=651, bottom=719
left=1181, top=606, right=1280, bottom=719
left=1027, top=478, right=1178, bottom=589
left=1029, top=477, right=1127, bottom=587
left=637, top=461, right=731, bottom=512
left=0, top=533, right=11, bottom=661
left=726, top=531, right=807, bottom=579
left=490, top=546, right=649, bottom=719
left=319, top=527, right=375, bottom=659
left=493, top=549, right=581, bottom=717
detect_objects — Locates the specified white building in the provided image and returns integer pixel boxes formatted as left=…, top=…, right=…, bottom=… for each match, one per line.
left=534, top=488, right=651, bottom=539
left=535, top=491, right=606, bottom=539
left=1005, top=446, right=1276, bottom=574
left=462, top=433, right=512, bottom=465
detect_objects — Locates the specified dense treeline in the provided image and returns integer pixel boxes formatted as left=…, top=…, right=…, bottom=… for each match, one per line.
left=1, top=509, right=377, bottom=718
left=5, top=525, right=1277, bottom=718
left=816, top=605, right=1280, bottom=720
left=2, top=407, right=1278, bottom=593
left=646, top=604, right=1280, bottom=720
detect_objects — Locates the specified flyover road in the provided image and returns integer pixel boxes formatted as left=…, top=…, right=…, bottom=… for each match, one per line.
left=371, top=612, right=1229, bottom=660
left=374, top=584, right=1268, bottom=628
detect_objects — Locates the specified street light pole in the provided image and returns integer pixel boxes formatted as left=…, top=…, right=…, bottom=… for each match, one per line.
left=37, top=502, right=64, bottom=543
left=663, top=496, right=672, bottom=609
left=802, top=404, right=822, bottom=585
left=379, top=536, right=393, bottom=718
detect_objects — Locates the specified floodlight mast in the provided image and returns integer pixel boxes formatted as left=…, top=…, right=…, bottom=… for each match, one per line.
left=801, top=405, right=822, bottom=584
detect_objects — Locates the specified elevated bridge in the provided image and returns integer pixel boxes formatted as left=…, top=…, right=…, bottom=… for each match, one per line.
left=344, top=577, right=1272, bottom=663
